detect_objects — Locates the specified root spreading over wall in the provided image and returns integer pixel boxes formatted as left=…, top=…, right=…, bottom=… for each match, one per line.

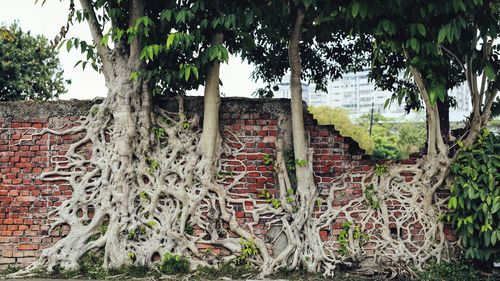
left=11, top=99, right=456, bottom=278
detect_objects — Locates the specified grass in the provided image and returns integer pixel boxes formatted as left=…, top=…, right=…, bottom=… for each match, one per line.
left=1, top=259, right=497, bottom=280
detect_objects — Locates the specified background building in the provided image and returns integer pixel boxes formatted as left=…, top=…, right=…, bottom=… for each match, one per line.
left=274, top=70, right=472, bottom=123
left=273, top=75, right=311, bottom=104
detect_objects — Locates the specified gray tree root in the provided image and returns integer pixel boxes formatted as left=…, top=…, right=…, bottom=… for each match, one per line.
left=8, top=99, right=455, bottom=279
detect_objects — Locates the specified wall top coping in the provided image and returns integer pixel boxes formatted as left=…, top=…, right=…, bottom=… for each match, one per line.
left=0, top=96, right=294, bottom=120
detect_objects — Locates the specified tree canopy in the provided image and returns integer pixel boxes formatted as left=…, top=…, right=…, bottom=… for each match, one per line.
left=0, top=23, right=69, bottom=101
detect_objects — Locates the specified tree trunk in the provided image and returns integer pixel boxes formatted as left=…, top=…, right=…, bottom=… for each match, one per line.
left=288, top=8, right=315, bottom=201
left=437, top=98, right=449, bottom=144
left=199, top=33, right=224, bottom=175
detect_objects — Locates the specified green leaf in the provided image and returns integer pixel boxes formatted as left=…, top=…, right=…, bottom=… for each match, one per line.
left=484, top=62, right=495, bottom=81
left=160, top=10, right=172, bottom=22
left=166, top=33, right=175, bottom=49
left=492, top=202, right=500, bottom=214
left=359, top=2, right=368, bottom=18
left=66, top=40, right=73, bottom=52
left=191, top=66, right=199, bottom=79
left=184, top=66, right=191, bottom=81
left=438, top=27, right=447, bottom=44
left=417, top=24, right=426, bottom=36
left=448, top=196, right=457, bottom=209
left=410, top=38, right=420, bottom=52
left=351, top=2, right=360, bottom=17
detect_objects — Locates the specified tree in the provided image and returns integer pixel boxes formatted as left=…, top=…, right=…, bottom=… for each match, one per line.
left=0, top=23, right=68, bottom=100
left=12, top=0, right=500, bottom=278
left=348, top=0, right=500, bottom=266
left=13, top=0, right=265, bottom=274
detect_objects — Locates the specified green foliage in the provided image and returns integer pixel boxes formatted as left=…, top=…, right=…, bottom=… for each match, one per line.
left=310, top=107, right=426, bottom=159
left=78, top=250, right=106, bottom=279
left=185, top=223, right=194, bottom=235
left=152, top=127, right=166, bottom=138
left=295, top=159, right=307, bottom=167
left=374, top=163, right=389, bottom=176
left=158, top=252, right=190, bottom=275
left=192, top=262, right=258, bottom=280
left=258, top=188, right=281, bottom=209
left=234, top=238, right=258, bottom=266
left=372, top=133, right=401, bottom=160
left=364, top=184, right=381, bottom=209
left=243, top=1, right=369, bottom=95
left=263, top=153, right=274, bottom=165
left=338, top=222, right=368, bottom=256
left=309, top=106, right=374, bottom=153
left=417, top=261, right=496, bottom=281
left=0, top=22, right=69, bottom=101
left=146, top=158, right=159, bottom=175
left=448, top=129, right=500, bottom=262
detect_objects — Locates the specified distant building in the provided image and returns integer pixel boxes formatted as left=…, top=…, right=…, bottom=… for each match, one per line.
left=308, top=69, right=406, bottom=119
left=279, top=69, right=473, bottom=122
left=273, top=75, right=310, bottom=104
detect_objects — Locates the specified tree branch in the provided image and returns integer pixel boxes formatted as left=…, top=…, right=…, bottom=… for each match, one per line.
left=79, top=0, right=108, bottom=58
left=79, top=0, right=112, bottom=82
left=441, top=45, right=466, bottom=74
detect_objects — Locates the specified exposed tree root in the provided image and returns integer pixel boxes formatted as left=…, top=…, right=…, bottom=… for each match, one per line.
left=8, top=99, right=456, bottom=279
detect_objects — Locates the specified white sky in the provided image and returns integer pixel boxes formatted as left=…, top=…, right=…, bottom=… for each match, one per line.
left=0, top=0, right=262, bottom=100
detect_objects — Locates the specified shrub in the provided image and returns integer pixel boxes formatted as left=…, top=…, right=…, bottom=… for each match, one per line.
left=417, top=261, right=496, bottom=281
left=158, top=252, right=190, bottom=275
left=448, top=129, right=500, bottom=262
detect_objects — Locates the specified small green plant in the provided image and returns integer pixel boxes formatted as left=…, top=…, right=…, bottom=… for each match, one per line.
left=286, top=197, right=294, bottom=203
left=270, top=198, right=281, bottom=209
left=258, top=188, right=272, bottom=201
left=139, top=191, right=150, bottom=201
left=146, top=158, right=160, bottom=175
left=338, top=222, right=351, bottom=256
left=364, top=184, right=381, bottom=209
left=263, top=153, right=274, bottom=165
left=216, top=170, right=235, bottom=179
left=182, top=121, right=191, bottom=129
left=152, top=126, right=166, bottom=138
left=78, top=250, right=106, bottom=279
left=295, top=159, right=307, bottom=167
left=337, top=222, right=368, bottom=256
left=185, top=223, right=194, bottom=235
left=315, top=198, right=323, bottom=207
left=284, top=149, right=296, bottom=171
left=448, top=129, right=500, bottom=262
left=128, top=251, right=136, bottom=261
left=158, top=252, right=190, bottom=275
left=127, top=229, right=136, bottom=239
left=258, top=189, right=281, bottom=209
left=234, top=238, right=258, bottom=265
left=374, top=163, right=389, bottom=176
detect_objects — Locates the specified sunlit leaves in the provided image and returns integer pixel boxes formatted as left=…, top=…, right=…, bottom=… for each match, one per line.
left=179, top=64, right=199, bottom=81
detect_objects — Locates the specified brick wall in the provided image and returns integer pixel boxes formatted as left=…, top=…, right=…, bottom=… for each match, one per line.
left=0, top=97, right=449, bottom=269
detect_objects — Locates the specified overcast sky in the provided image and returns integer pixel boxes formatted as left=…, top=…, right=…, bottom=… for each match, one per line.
left=0, top=1, right=263, bottom=100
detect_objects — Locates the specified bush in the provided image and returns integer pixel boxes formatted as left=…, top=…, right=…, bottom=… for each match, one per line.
left=448, top=129, right=500, bottom=262
left=158, top=252, right=190, bottom=275
left=417, top=261, right=496, bottom=281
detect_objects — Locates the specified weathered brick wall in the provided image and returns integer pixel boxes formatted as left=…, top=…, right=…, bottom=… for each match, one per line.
left=0, top=97, right=449, bottom=269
